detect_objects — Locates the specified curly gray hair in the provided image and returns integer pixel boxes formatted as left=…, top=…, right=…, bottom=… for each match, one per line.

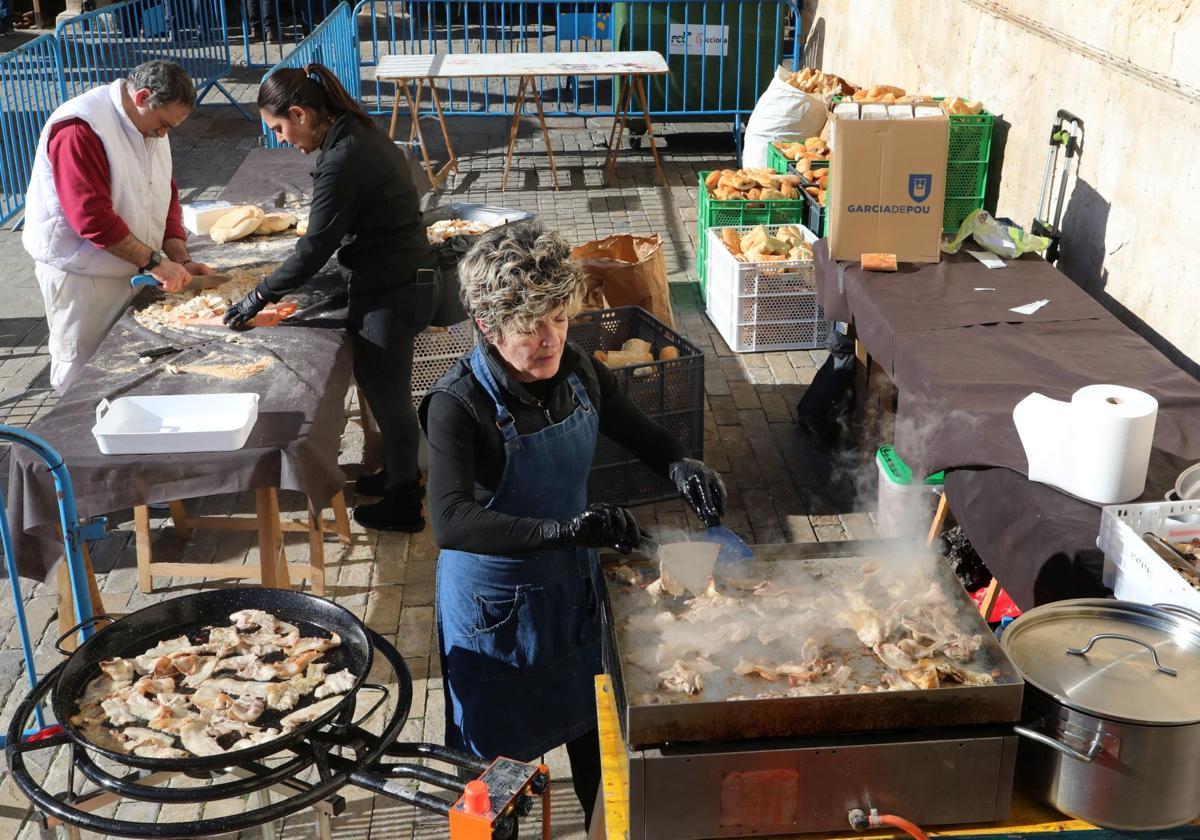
left=127, top=61, right=196, bottom=109
left=458, top=222, right=585, bottom=337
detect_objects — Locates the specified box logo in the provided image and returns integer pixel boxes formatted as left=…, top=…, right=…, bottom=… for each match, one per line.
left=668, top=23, right=729, bottom=57
left=908, top=174, right=933, bottom=203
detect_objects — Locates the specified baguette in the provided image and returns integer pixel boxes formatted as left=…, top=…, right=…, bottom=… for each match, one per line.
left=721, top=228, right=743, bottom=256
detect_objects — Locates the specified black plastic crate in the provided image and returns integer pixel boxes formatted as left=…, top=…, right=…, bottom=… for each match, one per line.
left=570, top=306, right=705, bottom=506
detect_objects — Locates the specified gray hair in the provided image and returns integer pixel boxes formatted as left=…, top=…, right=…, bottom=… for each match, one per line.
left=126, top=61, right=196, bottom=109
left=459, top=221, right=585, bottom=337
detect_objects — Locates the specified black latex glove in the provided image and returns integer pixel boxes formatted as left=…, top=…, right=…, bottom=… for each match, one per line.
left=223, top=289, right=267, bottom=329
left=670, top=458, right=727, bottom=527
left=540, top=503, right=643, bottom=554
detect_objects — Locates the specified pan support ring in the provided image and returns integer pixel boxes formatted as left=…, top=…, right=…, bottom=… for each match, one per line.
left=6, top=629, right=413, bottom=840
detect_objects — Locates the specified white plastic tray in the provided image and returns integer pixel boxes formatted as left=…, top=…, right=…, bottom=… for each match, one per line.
left=92, top=393, right=259, bottom=455
left=1097, top=499, right=1200, bottom=611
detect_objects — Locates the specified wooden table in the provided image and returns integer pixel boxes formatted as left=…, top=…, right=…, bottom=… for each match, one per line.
left=592, top=674, right=1200, bottom=840
left=374, top=51, right=670, bottom=191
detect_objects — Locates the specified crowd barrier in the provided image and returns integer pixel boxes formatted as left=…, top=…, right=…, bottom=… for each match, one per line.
left=56, top=0, right=248, bottom=117
left=0, top=35, right=65, bottom=227
left=238, top=0, right=340, bottom=68
left=260, top=2, right=359, bottom=148
left=353, top=0, right=801, bottom=121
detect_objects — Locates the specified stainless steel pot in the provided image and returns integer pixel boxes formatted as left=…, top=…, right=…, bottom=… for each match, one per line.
left=1002, top=599, right=1200, bottom=830
left=1167, top=462, right=1200, bottom=502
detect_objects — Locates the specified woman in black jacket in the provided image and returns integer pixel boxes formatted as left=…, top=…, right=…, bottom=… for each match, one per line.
left=225, top=64, right=434, bottom=532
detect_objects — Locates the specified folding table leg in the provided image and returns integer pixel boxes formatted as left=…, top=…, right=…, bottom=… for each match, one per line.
left=168, top=500, right=191, bottom=539
left=428, top=81, right=458, bottom=177
left=403, top=78, right=440, bottom=193
left=605, top=76, right=633, bottom=185
left=527, top=76, right=559, bottom=190
left=255, top=488, right=285, bottom=590
left=306, top=499, right=326, bottom=597
left=134, top=504, right=153, bottom=594
left=331, top=491, right=352, bottom=545
left=502, top=76, right=530, bottom=191
left=633, top=74, right=666, bottom=185
left=387, top=79, right=404, bottom=140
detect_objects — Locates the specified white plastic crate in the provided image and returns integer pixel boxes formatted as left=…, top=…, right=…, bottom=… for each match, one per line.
left=704, top=225, right=831, bottom=352
left=1098, top=499, right=1200, bottom=611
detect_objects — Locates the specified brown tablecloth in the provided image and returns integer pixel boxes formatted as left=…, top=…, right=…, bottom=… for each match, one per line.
left=814, top=243, right=1200, bottom=608
left=6, top=280, right=352, bottom=582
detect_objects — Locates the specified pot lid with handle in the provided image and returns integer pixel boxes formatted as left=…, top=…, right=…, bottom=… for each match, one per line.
left=1002, top=598, right=1200, bottom=725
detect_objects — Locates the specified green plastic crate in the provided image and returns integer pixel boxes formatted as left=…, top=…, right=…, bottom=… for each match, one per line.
left=696, top=171, right=806, bottom=297
left=767, top=142, right=790, bottom=175
left=946, top=110, right=994, bottom=163
left=942, top=160, right=988, bottom=232
left=877, top=444, right=945, bottom=486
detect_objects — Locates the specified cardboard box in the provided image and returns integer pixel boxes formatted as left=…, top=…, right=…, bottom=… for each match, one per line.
left=828, top=104, right=948, bottom=263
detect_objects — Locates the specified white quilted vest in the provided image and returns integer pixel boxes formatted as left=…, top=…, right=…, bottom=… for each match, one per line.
left=23, top=80, right=175, bottom=278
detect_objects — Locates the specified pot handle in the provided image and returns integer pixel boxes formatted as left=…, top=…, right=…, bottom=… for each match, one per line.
left=1154, top=603, right=1200, bottom=624
left=1067, top=633, right=1178, bottom=676
left=1167, top=490, right=1182, bottom=502
left=1014, top=725, right=1100, bottom=763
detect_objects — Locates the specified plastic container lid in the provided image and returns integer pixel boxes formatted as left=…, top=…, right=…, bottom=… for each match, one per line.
left=876, top=445, right=945, bottom=486
left=1001, top=599, right=1200, bottom=725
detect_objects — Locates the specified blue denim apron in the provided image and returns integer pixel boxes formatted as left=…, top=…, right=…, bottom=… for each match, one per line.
left=435, top=345, right=602, bottom=761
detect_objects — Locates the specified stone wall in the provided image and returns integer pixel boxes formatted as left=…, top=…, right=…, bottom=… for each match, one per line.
left=803, top=0, right=1200, bottom=372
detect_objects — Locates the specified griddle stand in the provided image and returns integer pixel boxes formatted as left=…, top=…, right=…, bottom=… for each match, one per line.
left=623, top=727, right=1018, bottom=839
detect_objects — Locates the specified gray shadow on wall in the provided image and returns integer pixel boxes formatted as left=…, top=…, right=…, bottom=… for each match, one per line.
left=803, top=16, right=825, bottom=69
left=983, top=116, right=1010, bottom=217
left=1057, top=178, right=1200, bottom=382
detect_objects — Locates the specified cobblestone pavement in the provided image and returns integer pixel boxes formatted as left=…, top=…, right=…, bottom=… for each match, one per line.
left=0, top=72, right=874, bottom=840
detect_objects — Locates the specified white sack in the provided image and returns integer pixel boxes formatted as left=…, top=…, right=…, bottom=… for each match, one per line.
left=742, top=66, right=829, bottom=168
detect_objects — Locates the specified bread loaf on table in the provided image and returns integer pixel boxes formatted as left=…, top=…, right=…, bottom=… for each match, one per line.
left=255, top=212, right=296, bottom=235
left=210, top=206, right=265, bottom=243
left=861, top=253, right=898, bottom=272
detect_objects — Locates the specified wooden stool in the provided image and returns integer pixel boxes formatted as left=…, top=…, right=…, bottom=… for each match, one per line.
left=134, top=489, right=352, bottom=596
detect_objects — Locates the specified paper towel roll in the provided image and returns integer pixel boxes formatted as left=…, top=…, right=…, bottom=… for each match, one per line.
left=1013, top=384, right=1158, bottom=504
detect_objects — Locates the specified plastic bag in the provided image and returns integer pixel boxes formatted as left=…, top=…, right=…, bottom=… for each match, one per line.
left=742, top=66, right=829, bottom=168
left=942, top=209, right=1052, bottom=260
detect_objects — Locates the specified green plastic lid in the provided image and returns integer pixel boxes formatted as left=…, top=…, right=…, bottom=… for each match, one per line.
left=876, top=445, right=945, bottom=486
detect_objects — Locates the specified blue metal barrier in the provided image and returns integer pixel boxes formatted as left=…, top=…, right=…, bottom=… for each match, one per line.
left=238, top=0, right=340, bottom=68
left=0, top=35, right=65, bottom=227
left=353, top=0, right=802, bottom=121
left=0, top=425, right=103, bottom=748
left=55, top=0, right=250, bottom=118
left=260, top=2, right=360, bottom=148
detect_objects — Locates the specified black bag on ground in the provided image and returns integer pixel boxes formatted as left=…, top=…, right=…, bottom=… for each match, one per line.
left=795, top=327, right=857, bottom=447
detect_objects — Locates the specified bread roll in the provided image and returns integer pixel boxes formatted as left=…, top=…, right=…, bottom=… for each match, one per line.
left=721, top=228, right=743, bottom=256
left=658, top=346, right=680, bottom=361
left=705, top=170, right=723, bottom=190
left=255, top=212, right=296, bottom=235
left=861, top=253, right=898, bottom=271
left=210, top=206, right=265, bottom=243
left=621, top=338, right=652, bottom=356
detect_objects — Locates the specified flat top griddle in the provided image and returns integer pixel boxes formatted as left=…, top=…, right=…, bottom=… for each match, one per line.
left=601, top=540, right=1023, bottom=749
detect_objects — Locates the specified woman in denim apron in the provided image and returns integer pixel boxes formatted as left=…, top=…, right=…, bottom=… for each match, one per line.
left=419, top=223, right=727, bottom=830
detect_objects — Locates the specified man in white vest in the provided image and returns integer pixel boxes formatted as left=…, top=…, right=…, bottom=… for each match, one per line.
left=23, top=60, right=212, bottom=392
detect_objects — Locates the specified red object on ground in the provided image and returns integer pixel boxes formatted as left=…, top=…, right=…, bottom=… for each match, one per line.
left=970, top=584, right=1022, bottom=623
left=463, top=780, right=490, bottom=815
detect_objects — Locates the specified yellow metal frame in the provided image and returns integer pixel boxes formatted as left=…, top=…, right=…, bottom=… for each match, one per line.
left=593, top=675, right=1200, bottom=840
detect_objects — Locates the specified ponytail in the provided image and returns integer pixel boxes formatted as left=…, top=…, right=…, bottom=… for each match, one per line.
left=258, top=63, right=373, bottom=127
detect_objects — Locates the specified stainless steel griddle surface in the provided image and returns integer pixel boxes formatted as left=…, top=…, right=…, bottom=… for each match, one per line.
left=601, top=540, right=1023, bottom=749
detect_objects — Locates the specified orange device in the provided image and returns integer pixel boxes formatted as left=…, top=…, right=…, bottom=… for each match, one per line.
left=448, top=758, right=551, bottom=840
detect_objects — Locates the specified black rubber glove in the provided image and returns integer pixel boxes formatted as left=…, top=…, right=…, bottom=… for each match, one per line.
left=540, top=503, right=643, bottom=554
left=223, top=289, right=267, bottom=329
left=670, top=458, right=727, bottom=527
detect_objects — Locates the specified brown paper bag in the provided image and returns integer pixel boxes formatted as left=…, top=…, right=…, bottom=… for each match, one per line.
left=571, top=234, right=673, bottom=327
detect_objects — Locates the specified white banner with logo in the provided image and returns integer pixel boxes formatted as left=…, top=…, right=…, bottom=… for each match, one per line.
left=668, top=23, right=729, bottom=57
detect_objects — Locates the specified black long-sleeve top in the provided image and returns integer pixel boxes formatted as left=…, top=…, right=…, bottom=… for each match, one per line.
left=255, top=113, right=431, bottom=301
left=418, top=337, right=689, bottom=554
